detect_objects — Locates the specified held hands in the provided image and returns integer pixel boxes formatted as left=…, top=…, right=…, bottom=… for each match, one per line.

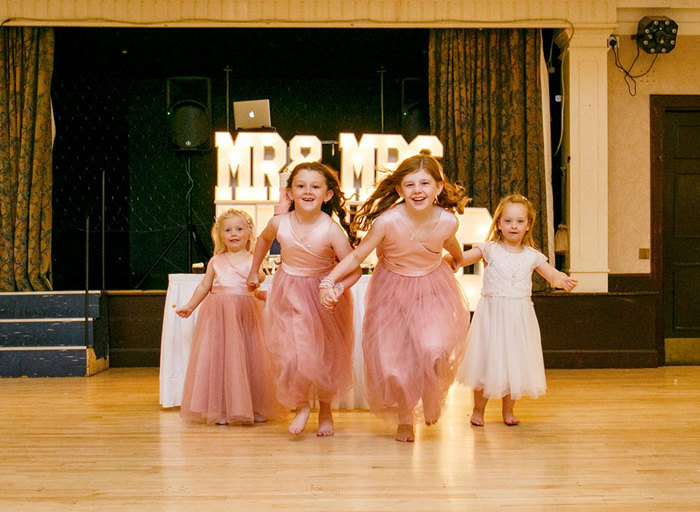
left=443, top=253, right=460, bottom=272
left=246, top=270, right=260, bottom=291
left=319, top=287, right=340, bottom=311
left=319, top=276, right=344, bottom=312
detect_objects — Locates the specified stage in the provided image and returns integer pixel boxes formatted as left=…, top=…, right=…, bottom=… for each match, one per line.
left=1, top=366, right=698, bottom=511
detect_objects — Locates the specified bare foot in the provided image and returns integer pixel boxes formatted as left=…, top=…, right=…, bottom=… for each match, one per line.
left=317, top=414, right=334, bottom=437
left=288, top=406, right=310, bottom=435
left=425, top=414, right=439, bottom=426
left=502, top=396, right=519, bottom=425
left=470, top=410, right=485, bottom=427
left=424, top=357, right=446, bottom=426
left=422, top=397, right=441, bottom=426
left=396, top=424, right=415, bottom=442
left=253, top=412, right=267, bottom=423
left=502, top=412, right=520, bottom=426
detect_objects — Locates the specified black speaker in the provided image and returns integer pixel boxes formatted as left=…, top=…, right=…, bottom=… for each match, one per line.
left=401, top=102, right=430, bottom=141
left=400, top=78, right=430, bottom=140
left=166, top=77, right=212, bottom=151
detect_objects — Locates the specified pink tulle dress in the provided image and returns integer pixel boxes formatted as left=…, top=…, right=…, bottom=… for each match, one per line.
left=362, top=206, right=470, bottom=423
left=266, top=212, right=354, bottom=408
left=180, top=253, right=285, bottom=424
left=457, top=241, right=548, bottom=399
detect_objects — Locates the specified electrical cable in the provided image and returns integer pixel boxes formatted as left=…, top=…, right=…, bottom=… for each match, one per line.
left=609, top=35, right=658, bottom=97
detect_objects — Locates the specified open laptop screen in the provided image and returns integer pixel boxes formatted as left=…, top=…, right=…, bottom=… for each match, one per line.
left=233, top=99, right=271, bottom=130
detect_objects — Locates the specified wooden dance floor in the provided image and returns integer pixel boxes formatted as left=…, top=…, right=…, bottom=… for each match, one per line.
left=1, top=366, right=699, bottom=511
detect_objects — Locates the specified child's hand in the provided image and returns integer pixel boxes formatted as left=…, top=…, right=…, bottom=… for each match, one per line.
left=175, top=306, right=193, bottom=318
left=246, top=271, right=260, bottom=291
left=319, top=287, right=339, bottom=311
left=253, top=289, right=267, bottom=302
left=274, top=189, right=292, bottom=215
left=553, top=273, right=578, bottom=292
left=443, top=254, right=459, bottom=272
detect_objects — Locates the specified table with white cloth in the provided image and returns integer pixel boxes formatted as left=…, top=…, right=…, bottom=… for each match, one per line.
left=159, top=273, right=370, bottom=410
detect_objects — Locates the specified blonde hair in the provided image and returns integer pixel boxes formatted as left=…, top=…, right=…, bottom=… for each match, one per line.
left=352, top=151, right=469, bottom=233
left=487, top=194, right=537, bottom=248
left=211, top=209, right=256, bottom=254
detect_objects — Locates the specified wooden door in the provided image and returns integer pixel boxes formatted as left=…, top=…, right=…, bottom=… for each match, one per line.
left=657, top=105, right=700, bottom=338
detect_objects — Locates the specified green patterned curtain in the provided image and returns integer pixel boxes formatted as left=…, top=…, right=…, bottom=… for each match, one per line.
left=0, top=27, right=54, bottom=291
left=429, top=29, right=549, bottom=278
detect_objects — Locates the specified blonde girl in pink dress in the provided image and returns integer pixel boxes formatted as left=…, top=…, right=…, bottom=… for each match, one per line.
left=247, top=161, right=361, bottom=437
left=320, top=153, right=470, bottom=442
left=175, top=209, right=284, bottom=425
left=457, top=194, right=577, bottom=426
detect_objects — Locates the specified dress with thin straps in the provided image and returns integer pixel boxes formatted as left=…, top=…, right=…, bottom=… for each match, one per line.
left=180, top=252, right=285, bottom=424
left=362, top=205, right=470, bottom=423
left=266, top=212, right=355, bottom=407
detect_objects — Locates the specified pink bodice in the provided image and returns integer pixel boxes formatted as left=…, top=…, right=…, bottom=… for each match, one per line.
left=377, top=206, right=458, bottom=276
left=276, top=212, right=337, bottom=277
left=210, top=252, right=253, bottom=295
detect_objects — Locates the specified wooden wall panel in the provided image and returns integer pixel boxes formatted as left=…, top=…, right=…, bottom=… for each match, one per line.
left=106, top=292, right=166, bottom=367
left=105, top=291, right=660, bottom=368
left=534, top=292, right=661, bottom=368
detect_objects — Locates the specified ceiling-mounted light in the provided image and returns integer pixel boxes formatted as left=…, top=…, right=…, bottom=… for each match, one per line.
left=636, top=16, right=678, bottom=54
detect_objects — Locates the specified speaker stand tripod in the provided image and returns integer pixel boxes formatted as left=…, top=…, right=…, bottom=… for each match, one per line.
left=135, top=155, right=209, bottom=289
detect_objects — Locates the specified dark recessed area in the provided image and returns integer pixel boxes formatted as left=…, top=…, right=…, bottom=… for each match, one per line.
left=51, top=28, right=430, bottom=290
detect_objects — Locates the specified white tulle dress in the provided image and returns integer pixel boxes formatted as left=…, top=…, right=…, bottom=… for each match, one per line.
left=458, top=241, right=548, bottom=399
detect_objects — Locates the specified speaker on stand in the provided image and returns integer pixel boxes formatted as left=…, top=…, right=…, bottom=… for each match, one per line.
left=166, top=77, right=212, bottom=152
left=136, top=77, right=212, bottom=288
left=400, top=77, right=430, bottom=141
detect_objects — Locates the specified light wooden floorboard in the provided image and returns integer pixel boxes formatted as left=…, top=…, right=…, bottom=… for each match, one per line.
left=1, top=367, right=699, bottom=511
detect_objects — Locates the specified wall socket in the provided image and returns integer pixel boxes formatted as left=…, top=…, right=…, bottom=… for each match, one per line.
left=639, top=248, right=650, bottom=260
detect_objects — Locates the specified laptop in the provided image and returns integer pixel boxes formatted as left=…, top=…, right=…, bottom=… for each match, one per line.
left=233, top=99, right=271, bottom=130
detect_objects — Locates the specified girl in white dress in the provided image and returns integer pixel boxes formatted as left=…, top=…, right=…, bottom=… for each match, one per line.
left=456, top=194, right=577, bottom=426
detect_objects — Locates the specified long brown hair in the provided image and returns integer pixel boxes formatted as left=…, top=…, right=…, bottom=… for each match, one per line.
left=352, top=152, right=469, bottom=233
left=487, top=194, right=537, bottom=248
left=286, top=161, right=358, bottom=246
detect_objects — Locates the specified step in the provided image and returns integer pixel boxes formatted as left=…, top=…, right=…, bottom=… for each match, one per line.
left=0, top=318, right=96, bottom=347
left=0, top=348, right=88, bottom=377
left=0, top=291, right=101, bottom=319
left=0, top=291, right=109, bottom=378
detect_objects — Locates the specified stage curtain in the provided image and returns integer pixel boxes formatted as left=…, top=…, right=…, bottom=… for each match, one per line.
left=429, top=29, right=549, bottom=288
left=0, top=27, right=54, bottom=291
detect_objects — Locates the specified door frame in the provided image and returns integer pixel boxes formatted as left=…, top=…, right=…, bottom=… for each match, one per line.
left=650, top=95, right=700, bottom=359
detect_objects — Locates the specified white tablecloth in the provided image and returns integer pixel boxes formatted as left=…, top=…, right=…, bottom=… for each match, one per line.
left=159, top=273, right=370, bottom=409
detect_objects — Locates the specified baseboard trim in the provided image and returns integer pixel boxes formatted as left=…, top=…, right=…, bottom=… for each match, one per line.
left=608, top=273, right=653, bottom=293
left=544, top=349, right=660, bottom=369
left=665, top=338, right=700, bottom=365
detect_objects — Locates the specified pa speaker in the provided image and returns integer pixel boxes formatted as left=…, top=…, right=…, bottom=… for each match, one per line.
left=400, top=78, right=430, bottom=141
left=401, top=102, right=430, bottom=141
left=166, top=77, right=212, bottom=151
